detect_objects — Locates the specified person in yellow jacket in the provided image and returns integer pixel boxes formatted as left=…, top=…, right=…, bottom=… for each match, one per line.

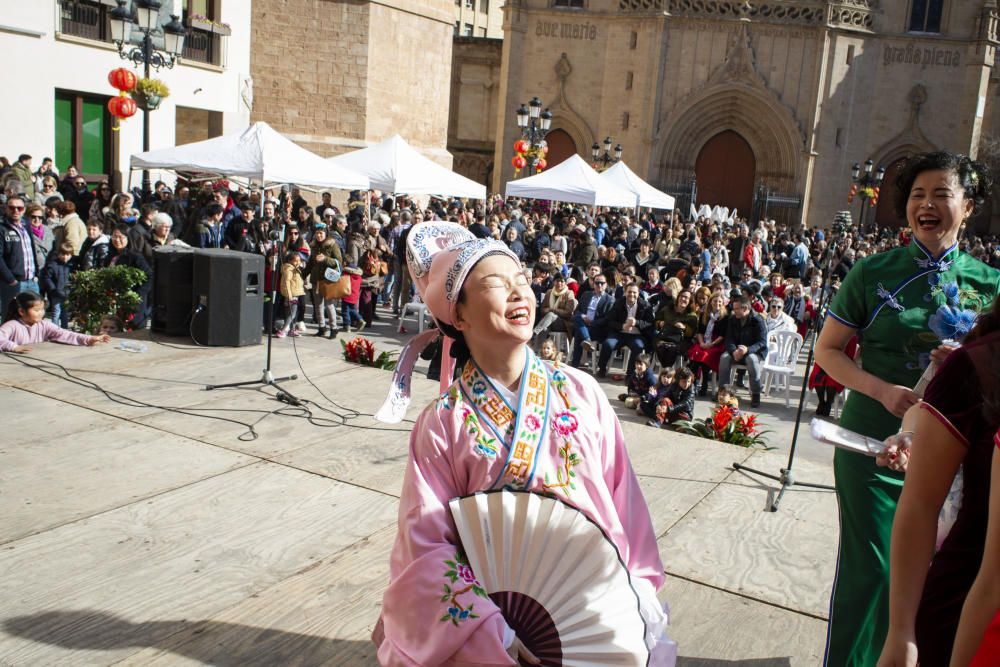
left=276, top=251, right=305, bottom=338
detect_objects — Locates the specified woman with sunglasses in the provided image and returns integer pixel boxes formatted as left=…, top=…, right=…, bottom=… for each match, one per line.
left=32, top=176, right=62, bottom=207
left=87, top=181, right=113, bottom=225
left=24, top=204, right=53, bottom=271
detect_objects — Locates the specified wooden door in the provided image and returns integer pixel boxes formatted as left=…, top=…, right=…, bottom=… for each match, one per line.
left=544, top=129, right=576, bottom=169
left=694, top=130, right=756, bottom=217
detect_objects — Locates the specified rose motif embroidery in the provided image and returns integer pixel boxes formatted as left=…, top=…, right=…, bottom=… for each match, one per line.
left=524, top=414, right=541, bottom=432
left=552, top=410, right=578, bottom=436
left=455, top=562, right=478, bottom=585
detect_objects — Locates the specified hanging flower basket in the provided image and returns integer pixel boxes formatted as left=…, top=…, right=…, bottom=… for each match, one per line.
left=135, top=78, right=170, bottom=111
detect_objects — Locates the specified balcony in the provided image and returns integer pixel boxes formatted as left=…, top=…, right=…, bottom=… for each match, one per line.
left=59, top=0, right=111, bottom=42
left=58, top=0, right=225, bottom=67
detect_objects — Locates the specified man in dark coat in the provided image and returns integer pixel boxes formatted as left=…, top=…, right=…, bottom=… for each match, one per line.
left=570, top=274, right=614, bottom=368
left=718, top=295, right=769, bottom=407
left=597, top=283, right=654, bottom=377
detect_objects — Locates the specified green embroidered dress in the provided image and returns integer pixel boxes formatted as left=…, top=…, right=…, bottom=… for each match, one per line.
left=823, top=239, right=1000, bottom=666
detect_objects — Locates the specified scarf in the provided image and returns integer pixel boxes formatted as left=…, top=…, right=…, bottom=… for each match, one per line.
left=548, top=285, right=568, bottom=310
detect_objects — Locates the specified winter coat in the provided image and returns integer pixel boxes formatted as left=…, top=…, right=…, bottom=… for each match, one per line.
left=39, top=254, right=74, bottom=301
left=52, top=212, right=87, bottom=255
left=280, top=262, right=306, bottom=299
left=78, top=235, right=110, bottom=270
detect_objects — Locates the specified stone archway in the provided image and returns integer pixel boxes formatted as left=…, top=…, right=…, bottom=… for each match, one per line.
left=544, top=128, right=577, bottom=169
left=657, top=85, right=803, bottom=199
left=695, top=130, right=756, bottom=215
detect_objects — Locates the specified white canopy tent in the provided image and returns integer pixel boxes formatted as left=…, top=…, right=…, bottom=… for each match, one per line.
left=504, top=154, right=636, bottom=207
left=131, top=121, right=369, bottom=191
left=598, top=161, right=675, bottom=210
left=328, top=134, right=486, bottom=199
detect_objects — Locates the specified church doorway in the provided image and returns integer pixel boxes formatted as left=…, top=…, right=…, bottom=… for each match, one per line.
left=544, top=128, right=576, bottom=169
left=695, top=130, right=756, bottom=217
left=875, top=158, right=907, bottom=228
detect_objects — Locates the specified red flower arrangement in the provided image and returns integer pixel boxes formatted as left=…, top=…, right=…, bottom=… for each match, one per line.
left=341, top=336, right=397, bottom=370
left=675, top=405, right=771, bottom=449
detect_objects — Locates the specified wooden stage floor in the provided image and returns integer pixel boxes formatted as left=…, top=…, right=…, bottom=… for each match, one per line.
left=0, top=330, right=837, bottom=666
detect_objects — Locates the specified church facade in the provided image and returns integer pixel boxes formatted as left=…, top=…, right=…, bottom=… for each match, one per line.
left=463, top=1, right=1000, bottom=231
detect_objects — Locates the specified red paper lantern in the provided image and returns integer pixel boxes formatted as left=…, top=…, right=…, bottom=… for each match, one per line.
left=108, top=67, right=137, bottom=92
left=536, top=158, right=547, bottom=171
left=108, top=94, right=137, bottom=120
left=513, top=139, right=528, bottom=155
left=512, top=155, right=527, bottom=170
left=542, top=145, right=549, bottom=155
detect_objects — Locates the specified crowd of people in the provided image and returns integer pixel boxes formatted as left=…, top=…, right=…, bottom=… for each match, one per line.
left=4, top=148, right=1000, bottom=665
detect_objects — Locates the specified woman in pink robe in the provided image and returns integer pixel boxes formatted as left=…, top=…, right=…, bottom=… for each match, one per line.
left=374, top=222, right=675, bottom=666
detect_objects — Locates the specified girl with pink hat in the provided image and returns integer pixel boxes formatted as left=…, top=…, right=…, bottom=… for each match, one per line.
left=373, top=222, right=676, bottom=666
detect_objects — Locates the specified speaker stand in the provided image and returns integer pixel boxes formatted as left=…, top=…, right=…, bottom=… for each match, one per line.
left=205, top=238, right=300, bottom=402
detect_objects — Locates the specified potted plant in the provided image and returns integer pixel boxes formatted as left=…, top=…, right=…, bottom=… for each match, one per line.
left=673, top=405, right=773, bottom=449
left=341, top=336, right=398, bottom=370
left=189, top=13, right=232, bottom=36
left=67, top=265, right=147, bottom=334
left=135, top=77, right=170, bottom=111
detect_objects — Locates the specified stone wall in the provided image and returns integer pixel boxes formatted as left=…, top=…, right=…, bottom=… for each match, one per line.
left=250, top=0, right=454, bottom=164
left=448, top=37, right=503, bottom=186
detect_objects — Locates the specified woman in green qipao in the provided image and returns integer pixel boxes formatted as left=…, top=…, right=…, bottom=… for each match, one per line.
left=816, top=152, right=1000, bottom=667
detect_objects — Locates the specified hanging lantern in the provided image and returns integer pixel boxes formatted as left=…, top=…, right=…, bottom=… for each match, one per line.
left=870, top=186, right=880, bottom=207
left=512, top=155, right=526, bottom=170
left=108, top=93, right=138, bottom=120
left=542, top=145, right=549, bottom=155
left=108, top=67, right=137, bottom=92
left=536, top=158, right=547, bottom=171
left=513, top=139, right=528, bottom=155
left=847, top=183, right=858, bottom=204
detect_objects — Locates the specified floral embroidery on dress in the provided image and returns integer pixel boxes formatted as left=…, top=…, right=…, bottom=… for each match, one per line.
left=542, top=365, right=583, bottom=495
left=440, top=552, right=487, bottom=626
left=928, top=305, right=978, bottom=341
left=438, top=385, right=461, bottom=411
left=461, top=406, right=500, bottom=458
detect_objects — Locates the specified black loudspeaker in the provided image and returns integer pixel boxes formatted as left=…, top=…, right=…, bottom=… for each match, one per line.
left=152, top=246, right=194, bottom=335
left=191, top=249, right=264, bottom=346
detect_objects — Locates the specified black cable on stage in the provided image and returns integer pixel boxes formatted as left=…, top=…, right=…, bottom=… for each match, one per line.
left=290, top=335, right=416, bottom=429
left=3, top=352, right=271, bottom=441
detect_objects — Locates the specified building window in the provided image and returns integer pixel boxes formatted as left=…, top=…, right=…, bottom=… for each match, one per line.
left=455, top=21, right=460, bottom=34
left=553, top=0, right=584, bottom=7
left=54, top=90, right=112, bottom=181
left=480, top=0, right=489, bottom=12
left=478, top=27, right=487, bottom=37
left=629, top=31, right=638, bottom=49
left=621, top=111, right=630, bottom=131
left=58, top=0, right=112, bottom=41
left=625, top=71, right=633, bottom=90
left=463, top=23, right=474, bottom=36
left=465, top=0, right=473, bottom=8
left=909, top=0, right=943, bottom=33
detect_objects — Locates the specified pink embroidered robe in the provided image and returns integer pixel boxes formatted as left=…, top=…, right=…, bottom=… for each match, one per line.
left=376, top=358, right=666, bottom=666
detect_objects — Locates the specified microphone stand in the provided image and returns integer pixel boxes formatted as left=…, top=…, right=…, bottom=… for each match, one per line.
left=205, top=211, right=300, bottom=404
left=730, top=283, right=834, bottom=512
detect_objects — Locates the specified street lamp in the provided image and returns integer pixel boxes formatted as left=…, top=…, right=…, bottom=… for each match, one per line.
left=848, top=158, right=886, bottom=231
left=511, top=96, right=552, bottom=176
left=109, top=0, right=188, bottom=200
left=591, top=135, right=622, bottom=171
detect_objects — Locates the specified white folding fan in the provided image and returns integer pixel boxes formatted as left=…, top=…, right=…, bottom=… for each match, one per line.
left=448, top=489, right=649, bottom=666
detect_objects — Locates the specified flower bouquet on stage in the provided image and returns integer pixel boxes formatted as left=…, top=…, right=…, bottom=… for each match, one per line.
left=449, top=489, right=649, bottom=666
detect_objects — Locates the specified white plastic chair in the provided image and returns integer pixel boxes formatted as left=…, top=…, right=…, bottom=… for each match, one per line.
left=398, top=301, right=429, bottom=333
left=760, top=330, right=804, bottom=408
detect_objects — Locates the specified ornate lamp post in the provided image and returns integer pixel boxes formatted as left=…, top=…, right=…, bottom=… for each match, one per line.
left=109, top=0, right=187, bottom=199
left=848, top=158, right=886, bottom=231
left=590, top=136, right=622, bottom=172
left=511, top=96, right=552, bottom=177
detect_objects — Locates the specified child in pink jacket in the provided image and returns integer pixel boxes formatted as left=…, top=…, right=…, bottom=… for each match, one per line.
left=1, top=291, right=109, bottom=353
